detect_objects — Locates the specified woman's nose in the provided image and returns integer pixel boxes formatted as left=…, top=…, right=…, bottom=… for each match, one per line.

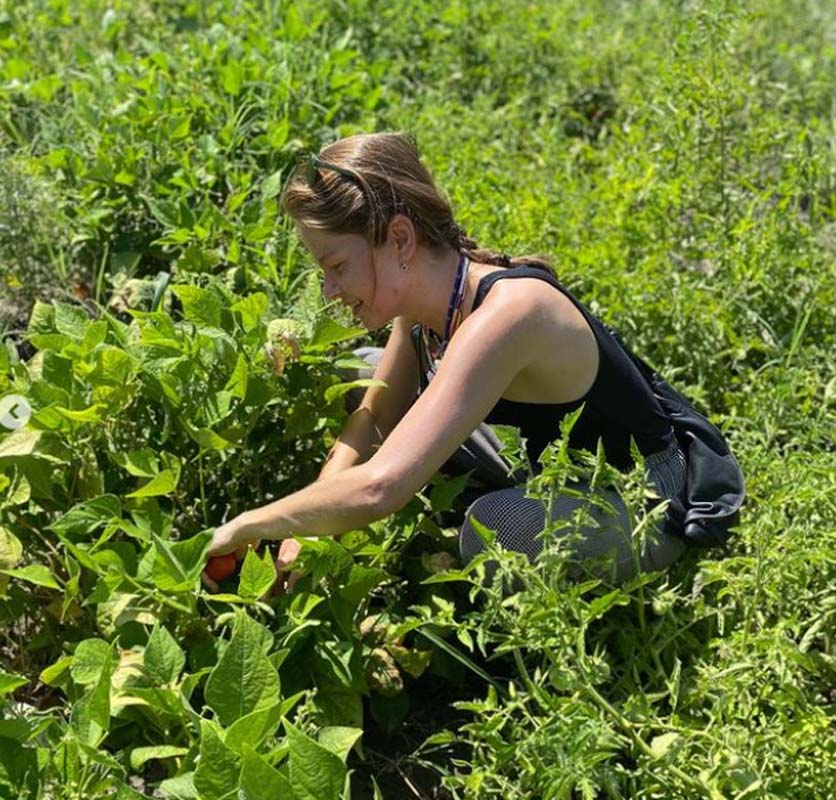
left=322, top=274, right=340, bottom=302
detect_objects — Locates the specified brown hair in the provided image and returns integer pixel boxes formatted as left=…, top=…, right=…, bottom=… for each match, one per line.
left=280, top=132, right=555, bottom=274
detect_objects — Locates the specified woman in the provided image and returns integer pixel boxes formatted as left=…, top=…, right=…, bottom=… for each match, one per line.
left=204, top=131, right=732, bottom=593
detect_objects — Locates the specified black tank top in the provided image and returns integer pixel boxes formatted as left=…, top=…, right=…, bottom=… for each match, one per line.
left=419, top=266, right=675, bottom=473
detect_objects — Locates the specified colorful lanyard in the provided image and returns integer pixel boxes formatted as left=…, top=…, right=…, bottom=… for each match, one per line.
left=420, top=252, right=470, bottom=376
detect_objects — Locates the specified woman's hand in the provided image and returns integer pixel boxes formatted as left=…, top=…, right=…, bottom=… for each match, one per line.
left=201, top=515, right=261, bottom=592
left=271, top=538, right=302, bottom=596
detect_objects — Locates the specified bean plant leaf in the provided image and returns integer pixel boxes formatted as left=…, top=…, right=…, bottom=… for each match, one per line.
left=0, top=670, right=27, bottom=697
left=71, top=656, right=114, bottom=746
left=204, top=611, right=280, bottom=727
left=308, top=318, right=365, bottom=351
left=1, top=564, right=60, bottom=590
left=47, top=494, right=122, bottom=536
left=318, top=726, right=363, bottom=763
left=157, top=772, right=199, bottom=800
left=129, top=745, right=189, bottom=771
left=231, top=292, right=268, bottom=332
left=237, top=547, right=276, bottom=600
left=126, top=468, right=178, bottom=498
left=223, top=702, right=284, bottom=756
left=71, top=639, right=116, bottom=685
left=0, top=526, right=23, bottom=569
left=150, top=530, right=213, bottom=593
left=173, top=285, right=224, bottom=328
left=286, top=720, right=347, bottom=800
left=193, top=720, right=242, bottom=800
left=225, top=353, right=248, bottom=400
left=238, top=745, right=293, bottom=800
left=144, top=623, right=186, bottom=686
left=108, top=449, right=159, bottom=478
left=323, top=378, right=386, bottom=405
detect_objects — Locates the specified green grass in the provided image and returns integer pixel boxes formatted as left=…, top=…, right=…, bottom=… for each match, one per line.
left=1, top=1, right=835, bottom=798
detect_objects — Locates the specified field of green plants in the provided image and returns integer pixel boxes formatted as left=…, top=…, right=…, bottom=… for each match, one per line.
left=1, top=0, right=835, bottom=797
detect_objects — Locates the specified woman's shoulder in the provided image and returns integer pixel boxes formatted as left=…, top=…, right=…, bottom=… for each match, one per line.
left=468, top=269, right=601, bottom=403
left=471, top=267, right=590, bottom=337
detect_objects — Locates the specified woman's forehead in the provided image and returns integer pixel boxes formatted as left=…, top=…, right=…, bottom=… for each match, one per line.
left=297, top=226, right=365, bottom=264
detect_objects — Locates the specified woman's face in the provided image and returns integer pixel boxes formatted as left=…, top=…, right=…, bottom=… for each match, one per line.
left=297, top=221, right=410, bottom=331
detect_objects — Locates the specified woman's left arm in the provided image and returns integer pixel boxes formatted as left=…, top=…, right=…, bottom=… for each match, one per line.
left=207, top=283, right=543, bottom=557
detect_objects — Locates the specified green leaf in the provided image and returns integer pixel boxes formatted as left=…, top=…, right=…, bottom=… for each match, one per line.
left=0, top=736, right=40, bottom=798
left=71, top=639, right=116, bottom=685
left=416, top=627, right=499, bottom=688
left=650, top=732, right=681, bottom=760
left=231, top=293, right=268, bottom=332
left=150, top=531, right=213, bottom=593
left=204, top=611, right=280, bottom=727
left=225, top=353, right=248, bottom=400
left=584, top=589, right=631, bottom=624
left=40, top=654, right=73, bottom=687
left=173, top=285, right=223, bottom=328
left=0, top=670, right=27, bottom=697
left=261, top=170, right=285, bottom=200
left=224, top=702, right=284, bottom=756
left=308, top=318, right=365, bottom=351
left=237, top=547, right=276, bottom=601
left=0, top=526, right=23, bottom=569
left=126, top=468, right=178, bottom=498
left=194, top=721, right=242, bottom=800
left=73, top=656, right=113, bottom=744
left=318, top=726, right=363, bottom=763
left=323, top=378, right=387, bottom=405
left=53, top=302, right=89, bottom=340
left=465, top=515, right=496, bottom=548
left=286, top=720, right=347, bottom=800
left=47, top=495, right=122, bottom=536
left=158, top=772, right=199, bottom=800
left=144, top=624, right=186, bottom=686
left=0, top=429, right=42, bottom=459
left=108, top=449, right=159, bottom=478
left=1, top=564, right=60, bottom=590
left=238, top=745, right=293, bottom=800
left=130, top=745, right=189, bottom=771
left=430, top=471, right=471, bottom=513
left=96, top=592, right=157, bottom=637
left=54, top=403, right=108, bottom=424
left=220, top=60, right=244, bottom=95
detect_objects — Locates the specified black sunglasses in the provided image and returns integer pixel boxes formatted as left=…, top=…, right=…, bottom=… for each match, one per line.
left=303, top=153, right=363, bottom=189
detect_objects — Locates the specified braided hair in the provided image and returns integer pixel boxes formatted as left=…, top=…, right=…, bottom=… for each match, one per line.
left=281, top=132, right=555, bottom=276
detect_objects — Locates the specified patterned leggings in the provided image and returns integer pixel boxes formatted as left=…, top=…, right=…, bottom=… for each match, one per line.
left=344, top=347, right=689, bottom=584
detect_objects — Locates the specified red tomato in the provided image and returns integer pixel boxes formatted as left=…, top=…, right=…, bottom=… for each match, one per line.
left=205, top=553, right=237, bottom=582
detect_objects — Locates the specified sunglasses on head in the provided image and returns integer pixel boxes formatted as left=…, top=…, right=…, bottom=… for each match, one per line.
left=303, top=153, right=362, bottom=188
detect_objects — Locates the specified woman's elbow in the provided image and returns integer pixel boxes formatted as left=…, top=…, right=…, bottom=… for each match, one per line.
left=365, top=465, right=413, bottom=517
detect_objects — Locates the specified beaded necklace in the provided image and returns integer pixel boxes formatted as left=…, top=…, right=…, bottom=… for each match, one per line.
left=420, top=252, right=470, bottom=378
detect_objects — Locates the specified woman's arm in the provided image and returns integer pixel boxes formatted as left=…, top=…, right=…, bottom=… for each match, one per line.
left=316, top=408, right=383, bottom=480
left=318, top=316, right=420, bottom=479
left=206, top=319, right=421, bottom=556
left=206, top=288, right=538, bottom=556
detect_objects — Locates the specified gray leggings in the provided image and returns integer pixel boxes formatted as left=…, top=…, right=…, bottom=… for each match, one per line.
left=343, top=346, right=689, bottom=584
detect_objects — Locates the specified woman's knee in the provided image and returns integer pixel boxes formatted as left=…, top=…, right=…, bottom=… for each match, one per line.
left=458, top=488, right=545, bottom=566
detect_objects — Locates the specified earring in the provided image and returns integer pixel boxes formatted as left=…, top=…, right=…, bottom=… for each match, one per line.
left=400, top=262, right=408, bottom=271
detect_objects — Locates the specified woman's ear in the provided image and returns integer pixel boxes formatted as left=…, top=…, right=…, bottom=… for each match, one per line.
left=389, top=213, right=415, bottom=259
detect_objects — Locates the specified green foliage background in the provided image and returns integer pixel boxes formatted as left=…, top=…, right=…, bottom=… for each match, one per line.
left=1, top=0, right=835, bottom=798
